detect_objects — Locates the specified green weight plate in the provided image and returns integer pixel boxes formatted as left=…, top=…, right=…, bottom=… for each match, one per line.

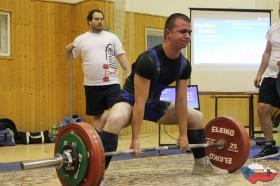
left=57, top=133, right=89, bottom=186
left=55, top=123, right=105, bottom=186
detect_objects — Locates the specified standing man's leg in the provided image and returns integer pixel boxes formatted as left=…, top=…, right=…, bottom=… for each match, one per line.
left=254, top=77, right=280, bottom=158
left=258, top=103, right=273, bottom=141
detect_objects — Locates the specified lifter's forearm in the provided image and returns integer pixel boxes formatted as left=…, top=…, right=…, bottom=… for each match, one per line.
left=176, top=101, right=188, bottom=137
left=131, top=104, right=145, bottom=140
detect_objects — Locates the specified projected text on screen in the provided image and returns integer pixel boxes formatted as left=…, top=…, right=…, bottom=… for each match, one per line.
left=192, top=11, right=270, bottom=65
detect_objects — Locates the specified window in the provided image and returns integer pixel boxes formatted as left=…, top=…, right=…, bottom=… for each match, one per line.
left=145, top=28, right=163, bottom=49
left=0, top=11, right=11, bottom=57
left=145, top=27, right=187, bottom=55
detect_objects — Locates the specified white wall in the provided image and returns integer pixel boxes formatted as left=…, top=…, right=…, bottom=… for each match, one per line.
left=125, top=0, right=279, bottom=23
left=48, top=0, right=279, bottom=23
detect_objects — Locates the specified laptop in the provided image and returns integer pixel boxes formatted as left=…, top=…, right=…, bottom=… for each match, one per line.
left=159, top=85, right=200, bottom=110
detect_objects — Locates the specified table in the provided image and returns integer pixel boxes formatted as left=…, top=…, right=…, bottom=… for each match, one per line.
left=209, top=92, right=256, bottom=139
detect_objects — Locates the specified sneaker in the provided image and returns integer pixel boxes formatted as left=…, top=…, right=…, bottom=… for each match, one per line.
left=253, top=145, right=279, bottom=160
left=192, top=156, right=228, bottom=175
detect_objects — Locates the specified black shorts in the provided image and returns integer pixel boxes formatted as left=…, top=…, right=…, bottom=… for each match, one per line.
left=259, top=77, right=280, bottom=108
left=84, top=84, right=121, bottom=116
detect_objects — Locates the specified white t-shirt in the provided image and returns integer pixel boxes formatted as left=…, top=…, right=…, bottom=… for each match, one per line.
left=69, top=31, right=125, bottom=85
left=263, top=21, right=280, bottom=78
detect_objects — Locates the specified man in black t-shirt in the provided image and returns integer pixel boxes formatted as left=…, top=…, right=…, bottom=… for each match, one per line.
left=99, top=13, right=228, bottom=175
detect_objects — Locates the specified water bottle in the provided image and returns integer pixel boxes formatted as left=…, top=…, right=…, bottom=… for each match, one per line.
left=51, top=123, right=57, bottom=142
left=277, top=123, right=280, bottom=147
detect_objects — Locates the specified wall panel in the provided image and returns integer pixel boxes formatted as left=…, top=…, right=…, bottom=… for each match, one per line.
left=0, top=0, right=74, bottom=131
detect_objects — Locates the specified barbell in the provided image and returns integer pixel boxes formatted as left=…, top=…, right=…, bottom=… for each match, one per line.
left=20, top=117, right=250, bottom=186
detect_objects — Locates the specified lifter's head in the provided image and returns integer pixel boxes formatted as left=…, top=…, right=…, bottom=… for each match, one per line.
left=164, top=13, right=192, bottom=50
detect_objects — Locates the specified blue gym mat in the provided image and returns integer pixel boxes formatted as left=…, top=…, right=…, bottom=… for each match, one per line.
left=0, top=161, right=21, bottom=172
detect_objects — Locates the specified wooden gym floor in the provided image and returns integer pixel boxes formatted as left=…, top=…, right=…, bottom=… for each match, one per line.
left=1, top=131, right=280, bottom=185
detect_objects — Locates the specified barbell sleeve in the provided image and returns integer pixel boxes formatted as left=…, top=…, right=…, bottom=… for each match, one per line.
left=21, top=154, right=63, bottom=170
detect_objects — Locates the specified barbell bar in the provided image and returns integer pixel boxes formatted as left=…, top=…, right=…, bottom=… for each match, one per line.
left=18, top=117, right=250, bottom=186
left=21, top=140, right=224, bottom=170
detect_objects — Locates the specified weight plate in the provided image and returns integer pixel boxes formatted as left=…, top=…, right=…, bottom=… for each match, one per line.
left=55, top=123, right=105, bottom=186
left=205, top=117, right=250, bottom=172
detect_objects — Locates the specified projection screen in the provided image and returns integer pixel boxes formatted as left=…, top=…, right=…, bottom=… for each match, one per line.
left=190, top=8, right=271, bottom=92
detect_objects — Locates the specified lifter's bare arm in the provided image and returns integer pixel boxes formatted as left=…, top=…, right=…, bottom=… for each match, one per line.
left=130, top=74, right=150, bottom=154
left=175, top=79, right=189, bottom=151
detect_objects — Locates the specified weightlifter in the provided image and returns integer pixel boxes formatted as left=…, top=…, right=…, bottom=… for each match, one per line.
left=99, top=13, right=228, bottom=175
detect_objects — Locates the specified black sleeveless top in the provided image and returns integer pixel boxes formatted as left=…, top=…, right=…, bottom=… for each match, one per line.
left=122, top=44, right=192, bottom=101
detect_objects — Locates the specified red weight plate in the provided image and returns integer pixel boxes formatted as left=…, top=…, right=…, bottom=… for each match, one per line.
left=205, top=117, right=250, bottom=172
left=55, top=123, right=105, bottom=186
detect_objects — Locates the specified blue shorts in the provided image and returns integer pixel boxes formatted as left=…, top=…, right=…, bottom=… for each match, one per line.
left=118, top=92, right=171, bottom=122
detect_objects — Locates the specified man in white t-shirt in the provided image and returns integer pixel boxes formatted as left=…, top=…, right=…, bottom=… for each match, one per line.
left=65, top=9, right=131, bottom=132
left=254, top=2, right=280, bottom=159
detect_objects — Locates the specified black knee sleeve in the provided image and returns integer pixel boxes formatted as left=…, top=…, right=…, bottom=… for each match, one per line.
left=187, top=129, right=205, bottom=159
left=99, top=131, right=118, bottom=169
